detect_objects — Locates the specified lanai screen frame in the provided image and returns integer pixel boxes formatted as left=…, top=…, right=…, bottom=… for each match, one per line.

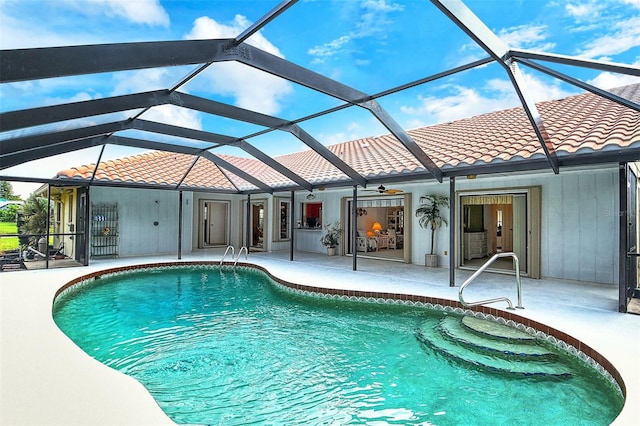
left=1, top=0, right=638, bottom=195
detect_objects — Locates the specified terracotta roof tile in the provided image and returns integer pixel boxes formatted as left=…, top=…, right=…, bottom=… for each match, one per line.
left=56, top=84, right=639, bottom=189
left=276, top=150, right=350, bottom=184
left=56, top=151, right=239, bottom=191
left=218, top=154, right=297, bottom=190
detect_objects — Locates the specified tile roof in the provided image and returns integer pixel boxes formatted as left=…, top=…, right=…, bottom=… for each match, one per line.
left=408, top=83, right=640, bottom=169
left=55, top=84, right=640, bottom=190
left=56, top=152, right=240, bottom=191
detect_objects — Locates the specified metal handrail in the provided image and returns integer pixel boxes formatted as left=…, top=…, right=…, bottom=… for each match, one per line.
left=220, top=245, right=235, bottom=265
left=233, top=246, right=248, bottom=267
left=459, top=252, right=524, bottom=310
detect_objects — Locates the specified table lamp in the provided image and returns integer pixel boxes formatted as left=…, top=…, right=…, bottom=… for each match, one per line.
left=372, top=222, right=382, bottom=235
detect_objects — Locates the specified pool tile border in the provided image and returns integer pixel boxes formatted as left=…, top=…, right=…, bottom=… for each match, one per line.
left=52, top=261, right=625, bottom=399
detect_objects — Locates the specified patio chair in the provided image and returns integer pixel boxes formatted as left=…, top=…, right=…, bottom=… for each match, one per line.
left=387, top=229, right=397, bottom=250
left=357, top=230, right=378, bottom=252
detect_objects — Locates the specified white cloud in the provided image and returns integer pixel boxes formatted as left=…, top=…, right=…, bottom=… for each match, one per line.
left=362, top=0, right=404, bottom=14
left=456, top=24, right=555, bottom=66
left=0, top=8, right=88, bottom=48
left=110, top=68, right=181, bottom=95
left=62, top=0, right=169, bottom=27
left=498, top=25, right=556, bottom=51
left=0, top=0, right=169, bottom=48
left=186, top=15, right=283, bottom=55
left=108, top=67, right=203, bottom=129
left=317, top=121, right=368, bottom=146
left=401, top=85, right=511, bottom=126
left=400, top=73, right=576, bottom=127
left=11, top=182, right=42, bottom=200
left=308, top=36, right=351, bottom=62
left=565, top=1, right=604, bottom=20
left=43, top=92, right=97, bottom=106
left=183, top=15, right=293, bottom=115
left=143, top=105, right=202, bottom=130
left=4, top=147, right=105, bottom=198
left=353, top=0, right=403, bottom=38
left=307, top=0, right=403, bottom=62
left=587, top=71, right=640, bottom=89
left=564, top=1, right=640, bottom=59
left=577, top=16, right=640, bottom=59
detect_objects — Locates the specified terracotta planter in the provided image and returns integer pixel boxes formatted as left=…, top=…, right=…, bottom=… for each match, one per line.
left=425, top=254, right=438, bottom=268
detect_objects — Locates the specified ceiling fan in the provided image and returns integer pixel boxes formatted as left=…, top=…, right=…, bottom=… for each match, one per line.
left=363, top=184, right=403, bottom=195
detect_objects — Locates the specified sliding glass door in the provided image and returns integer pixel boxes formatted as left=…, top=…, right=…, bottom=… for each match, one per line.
left=345, top=195, right=409, bottom=263
left=459, top=189, right=540, bottom=276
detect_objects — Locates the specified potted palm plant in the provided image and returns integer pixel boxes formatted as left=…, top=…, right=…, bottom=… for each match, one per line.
left=320, top=221, right=342, bottom=256
left=415, top=194, right=449, bottom=267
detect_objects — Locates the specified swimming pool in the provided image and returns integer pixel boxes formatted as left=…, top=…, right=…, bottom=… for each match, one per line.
left=53, top=264, right=623, bottom=425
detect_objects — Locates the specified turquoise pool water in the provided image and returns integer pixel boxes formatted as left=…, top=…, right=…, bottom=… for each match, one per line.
left=53, top=266, right=623, bottom=425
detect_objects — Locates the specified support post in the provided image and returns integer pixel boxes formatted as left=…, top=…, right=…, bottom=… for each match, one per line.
left=449, top=177, right=456, bottom=286
left=246, top=194, right=251, bottom=250
left=178, top=191, right=183, bottom=260
left=352, top=185, right=358, bottom=271
left=290, top=190, right=295, bottom=261
left=45, top=184, right=51, bottom=269
left=84, top=187, right=90, bottom=266
left=619, top=163, right=629, bottom=313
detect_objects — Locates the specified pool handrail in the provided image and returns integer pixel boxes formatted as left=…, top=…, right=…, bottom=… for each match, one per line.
left=220, top=246, right=235, bottom=265
left=458, top=252, right=524, bottom=310
left=233, top=246, right=248, bottom=267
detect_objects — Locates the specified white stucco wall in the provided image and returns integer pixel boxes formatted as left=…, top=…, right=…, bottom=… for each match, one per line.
left=453, top=166, right=619, bottom=284
left=262, top=166, right=620, bottom=285
left=88, top=164, right=620, bottom=285
left=90, top=187, right=189, bottom=257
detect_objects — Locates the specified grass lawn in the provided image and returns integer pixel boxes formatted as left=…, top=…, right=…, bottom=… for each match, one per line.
left=0, top=222, right=19, bottom=252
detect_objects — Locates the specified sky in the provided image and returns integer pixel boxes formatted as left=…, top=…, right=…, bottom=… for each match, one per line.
left=1, top=0, right=639, bottom=198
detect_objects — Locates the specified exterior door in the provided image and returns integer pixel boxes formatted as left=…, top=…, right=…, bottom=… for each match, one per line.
left=345, top=196, right=408, bottom=263
left=241, top=200, right=267, bottom=251
left=459, top=191, right=534, bottom=275
left=249, top=201, right=265, bottom=251
left=199, top=200, right=229, bottom=247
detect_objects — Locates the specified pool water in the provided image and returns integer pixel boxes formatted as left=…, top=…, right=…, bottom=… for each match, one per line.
left=53, top=266, right=623, bottom=425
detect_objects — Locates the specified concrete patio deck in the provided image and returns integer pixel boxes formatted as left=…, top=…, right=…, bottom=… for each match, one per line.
left=1, top=249, right=639, bottom=425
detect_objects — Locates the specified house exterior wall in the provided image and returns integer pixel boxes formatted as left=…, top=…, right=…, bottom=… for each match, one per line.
left=88, top=164, right=620, bottom=285
left=448, top=166, right=618, bottom=285
left=91, top=187, right=188, bottom=257
left=293, top=192, right=333, bottom=253
left=307, top=166, right=619, bottom=285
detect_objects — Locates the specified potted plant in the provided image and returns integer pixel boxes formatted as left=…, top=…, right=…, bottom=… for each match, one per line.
left=320, top=221, right=342, bottom=256
left=415, top=194, right=449, bottom=267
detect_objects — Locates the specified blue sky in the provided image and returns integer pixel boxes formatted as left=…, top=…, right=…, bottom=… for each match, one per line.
left=1, top=0, right=639, bottom=197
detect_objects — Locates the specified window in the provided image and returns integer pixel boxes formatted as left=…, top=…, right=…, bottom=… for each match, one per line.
left=300, top=202, right=322, bottom=228
left=56, top=202, right=62, bottom=224
left=273, top=197, right=291, bottom=241
left=68, top=194, right=74, bottom=222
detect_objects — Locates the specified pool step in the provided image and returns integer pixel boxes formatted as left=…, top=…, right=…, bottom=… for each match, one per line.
left=440, top=317, right=554, bottom=358
left=416, top=316, right=571, bottom=378
left=461, top=316, right=534, bottom=341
